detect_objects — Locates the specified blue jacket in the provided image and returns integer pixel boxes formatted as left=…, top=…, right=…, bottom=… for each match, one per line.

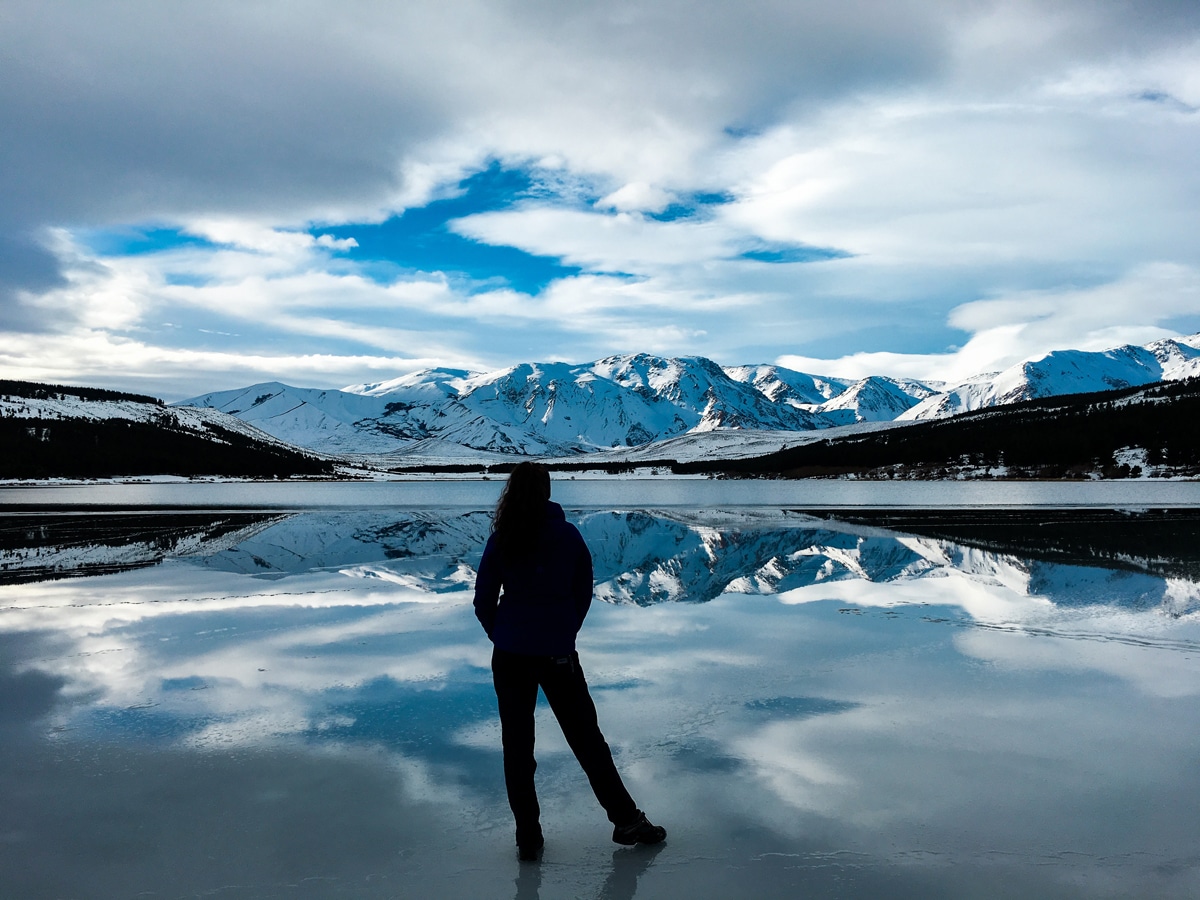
left=473, top=501, right=594, bottom=656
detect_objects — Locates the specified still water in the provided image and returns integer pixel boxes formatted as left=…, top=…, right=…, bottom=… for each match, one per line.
left=2, top=484, right=1199, bottom=898
left=5, top=476, right=1200, bottom=509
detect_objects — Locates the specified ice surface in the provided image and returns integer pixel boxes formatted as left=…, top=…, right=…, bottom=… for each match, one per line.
left=2, top=495, right=1200, bottom=898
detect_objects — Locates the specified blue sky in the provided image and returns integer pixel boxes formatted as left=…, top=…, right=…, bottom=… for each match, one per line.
left=319, top=163, right=584, bottom=296
left=1, top=1, right=1199, bottom=400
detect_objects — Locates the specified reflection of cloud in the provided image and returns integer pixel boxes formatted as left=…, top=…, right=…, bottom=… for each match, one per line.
left=0, top=651, right=65, bottom=728
left=0, top=569, right=451, bottom=632
left=733, top=718, right=853, bottom=810
left=0, top=736, right=485, bottom=898
left=772, top=568, right=1054, bottom=621
left=954, top=625, right=1200, bottom=698
left=3, top=506, right=1200, bottom=897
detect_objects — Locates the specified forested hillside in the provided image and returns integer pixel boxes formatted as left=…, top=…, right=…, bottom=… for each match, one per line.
left=675, top=378, right=1200, bottom=479
left=1, top=381, right=334, bottom=479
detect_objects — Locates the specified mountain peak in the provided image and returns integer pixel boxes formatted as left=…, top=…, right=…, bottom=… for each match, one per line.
left=343, top=368, right=476, bottom=399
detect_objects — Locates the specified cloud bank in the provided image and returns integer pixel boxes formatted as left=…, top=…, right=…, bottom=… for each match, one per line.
left=2, top=1, right=1199, bottom=397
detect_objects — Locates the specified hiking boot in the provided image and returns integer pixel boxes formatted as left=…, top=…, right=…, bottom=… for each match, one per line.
left=612, top=810, right=666, bottom=845
left=517, top=833, right=544, bottom=862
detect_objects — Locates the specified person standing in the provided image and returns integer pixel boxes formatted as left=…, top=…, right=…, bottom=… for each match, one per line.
left=474, top=462, right=666, bottom=861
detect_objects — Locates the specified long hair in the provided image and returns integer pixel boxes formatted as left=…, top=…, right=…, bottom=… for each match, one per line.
left=492, top=462, right=552, bottom=558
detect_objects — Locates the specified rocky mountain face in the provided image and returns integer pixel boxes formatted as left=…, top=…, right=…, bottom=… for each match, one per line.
left=179, top=334, right=1200, bottom=458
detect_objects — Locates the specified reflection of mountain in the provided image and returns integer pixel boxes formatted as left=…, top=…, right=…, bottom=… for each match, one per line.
left=6, top=507, right=1199, bottom=617
left=0, top=513, right=286, bottom=584
left=580, top=512, right=935, bottom=605
left=194, top=510, right=493, bottom=592
left=798, top=508, right=1200, bottom=583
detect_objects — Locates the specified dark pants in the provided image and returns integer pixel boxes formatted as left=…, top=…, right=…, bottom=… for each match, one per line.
left=491, top=647, right=637, bottom=843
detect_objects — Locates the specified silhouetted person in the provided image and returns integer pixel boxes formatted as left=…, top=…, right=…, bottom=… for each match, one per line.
left=474, top=462, right=666, bottom=861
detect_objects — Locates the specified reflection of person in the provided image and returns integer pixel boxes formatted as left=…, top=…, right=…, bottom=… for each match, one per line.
left=474, top=462, right=666, bottom=862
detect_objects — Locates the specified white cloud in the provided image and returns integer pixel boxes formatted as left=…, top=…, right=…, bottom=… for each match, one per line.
left=725, top=88, right=1200, bottom=271
left=0, top=329, right=457, bottom=398
left=452, top=205, right=736, bottom=270
left=949, top=263, right=1200, bottom=335
left=778, top=263, right=1200, bottom=382
left=3, top=2, right=1200, bottom=390
left=595, top=182, right=674, bottom=214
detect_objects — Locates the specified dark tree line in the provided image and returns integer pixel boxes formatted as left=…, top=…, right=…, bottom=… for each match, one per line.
left=1, top=381, right=333, bottom=479
left=0, top=379, right=163, bottom=406
left=1, top=417, right=334, bottom=479
left=0, top=512, right=286, bottom=584
left=672, top=378, right=1200, bottom=479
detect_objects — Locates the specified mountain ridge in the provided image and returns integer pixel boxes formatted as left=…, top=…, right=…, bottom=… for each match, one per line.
left=179, top=333, right=1200, bottom=458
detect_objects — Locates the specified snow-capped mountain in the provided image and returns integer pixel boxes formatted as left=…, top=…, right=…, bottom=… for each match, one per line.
left=177, top=333, right=1200, bottom=459
left=809, top=375, right=941, bottom=424
left=1, top=383, right=289, bottom=443
left=588, top=354, right=819, bottom=431
left=899, top=335, right=1200, bottom=421
left=181, top=354, right=925, bottom=456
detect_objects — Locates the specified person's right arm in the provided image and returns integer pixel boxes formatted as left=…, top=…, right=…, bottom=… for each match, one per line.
left=571, top=532, right=594, bottom=631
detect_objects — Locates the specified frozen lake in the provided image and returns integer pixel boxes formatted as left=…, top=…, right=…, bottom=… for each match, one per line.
left=4, top=476, right=1200, bottom=509
left=2, top=483, right=1200, bottom=897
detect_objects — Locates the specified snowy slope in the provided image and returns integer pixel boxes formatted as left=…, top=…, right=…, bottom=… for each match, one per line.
left=1, top=387, right=307, bottom=453
left=180, top=382, right=396, bottom=452
left=1, top=381, right=340, bottom=479
left=344, top=368, right=475, bottom=402
left=724, top=363, right=852, bottom=406
left=574, top=420, right=914, bottom=465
